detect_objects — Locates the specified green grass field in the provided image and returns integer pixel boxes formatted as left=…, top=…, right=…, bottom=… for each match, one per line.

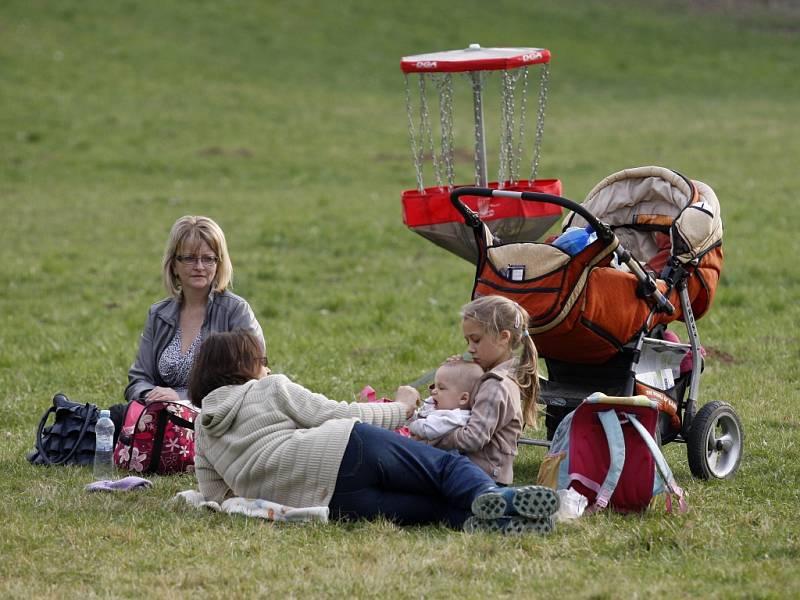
left=1, top=0, right=799, bottom=597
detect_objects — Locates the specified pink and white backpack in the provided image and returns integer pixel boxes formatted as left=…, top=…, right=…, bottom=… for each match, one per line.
left=538, top=393, right=687, bottom=514
left=114, top=399, right=198, bottom=474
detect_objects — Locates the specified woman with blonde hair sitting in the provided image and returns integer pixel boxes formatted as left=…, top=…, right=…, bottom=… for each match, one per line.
left=124, top=215, right=264, bottom=404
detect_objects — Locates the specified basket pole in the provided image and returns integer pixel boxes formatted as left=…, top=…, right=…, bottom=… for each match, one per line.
left=469, top=71, right=488, bottom=187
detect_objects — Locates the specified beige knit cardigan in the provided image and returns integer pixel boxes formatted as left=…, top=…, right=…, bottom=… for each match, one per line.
left=194, top=374, right=407, bottom=507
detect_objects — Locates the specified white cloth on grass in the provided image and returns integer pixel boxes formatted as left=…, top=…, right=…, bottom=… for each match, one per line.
left=175, top=490, right=329, bottom=523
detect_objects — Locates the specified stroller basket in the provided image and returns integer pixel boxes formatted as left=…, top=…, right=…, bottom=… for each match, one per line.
left=450, top=166, right=723, bottom=365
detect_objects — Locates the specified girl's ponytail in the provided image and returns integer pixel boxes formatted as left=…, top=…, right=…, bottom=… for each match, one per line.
left=515, top=330, right=539, bottom=427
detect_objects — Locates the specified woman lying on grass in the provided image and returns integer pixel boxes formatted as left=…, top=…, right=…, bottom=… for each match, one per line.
left=188, top=330, right=559, bottom=535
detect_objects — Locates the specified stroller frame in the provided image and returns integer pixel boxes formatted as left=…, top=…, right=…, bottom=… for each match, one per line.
left=538, top=283, right=700, bottom=444
left=449, top=184, right=743, bottom=480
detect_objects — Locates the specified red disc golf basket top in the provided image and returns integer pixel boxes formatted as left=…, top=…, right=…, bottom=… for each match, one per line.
left=401, top=44, right=562, bottom=262
left=400, top=46, right=551, bottom=73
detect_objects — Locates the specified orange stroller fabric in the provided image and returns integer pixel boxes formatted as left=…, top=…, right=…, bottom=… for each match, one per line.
left=470, top=167, right=723, bottom=365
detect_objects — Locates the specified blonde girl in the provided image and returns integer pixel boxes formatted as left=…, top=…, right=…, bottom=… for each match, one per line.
left=428, top=294, right=538, bottom=484
left=461, top=295, right=539, bottom=426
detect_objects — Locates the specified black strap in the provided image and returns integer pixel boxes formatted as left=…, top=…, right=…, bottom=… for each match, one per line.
left=34, top=401, right=95, bottom=466
left=167, top=412, right=195, bottom=430
left=135, top=403, right=196, bottom=473
left=34, top=405, right=57, bottom=464
left=147, top=410, right=169, bottom=473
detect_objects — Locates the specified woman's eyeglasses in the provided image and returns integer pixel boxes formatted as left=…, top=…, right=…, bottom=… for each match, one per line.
left=175, top=254, right=219, bottom=267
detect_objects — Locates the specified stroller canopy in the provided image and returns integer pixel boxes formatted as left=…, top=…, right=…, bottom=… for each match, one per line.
left=563, top=166, right=723, bottom=268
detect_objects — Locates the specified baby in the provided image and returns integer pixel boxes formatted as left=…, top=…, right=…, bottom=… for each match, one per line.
left=408, top=361, right=484, bottom=440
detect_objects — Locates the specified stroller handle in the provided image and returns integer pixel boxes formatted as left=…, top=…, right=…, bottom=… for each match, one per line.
left=450, top=186, right=615, bottom=243
left=450, top=187, right=675, bottom=315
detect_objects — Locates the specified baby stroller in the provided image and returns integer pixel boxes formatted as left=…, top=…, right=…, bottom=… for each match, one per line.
left=448, top=166, right=743, bottom=480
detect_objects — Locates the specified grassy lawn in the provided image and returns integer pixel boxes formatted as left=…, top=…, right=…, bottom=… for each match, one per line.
left=1, top=0, right=798, bottom=597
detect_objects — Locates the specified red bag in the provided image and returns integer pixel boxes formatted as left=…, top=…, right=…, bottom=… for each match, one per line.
left=538, top=393, right=687, bottom=514
left=114, top=399, right=198, bottom=474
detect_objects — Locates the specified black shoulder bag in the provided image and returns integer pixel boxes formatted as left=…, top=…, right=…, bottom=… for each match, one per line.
left=27, top=393, right=99, bottom=466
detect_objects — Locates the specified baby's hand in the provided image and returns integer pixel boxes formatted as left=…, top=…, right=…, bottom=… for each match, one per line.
left=444, top=354, right=465, bottom=364
left=394, top=385, right=420, bottom=418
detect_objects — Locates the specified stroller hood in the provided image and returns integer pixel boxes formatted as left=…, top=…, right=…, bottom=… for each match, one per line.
left=564, top=166, right=723, bottom=266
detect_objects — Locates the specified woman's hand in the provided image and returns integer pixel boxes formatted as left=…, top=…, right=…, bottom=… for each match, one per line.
left=394, top=385, right=420, bottom=419
left=144, top=386, right=181, bottom=404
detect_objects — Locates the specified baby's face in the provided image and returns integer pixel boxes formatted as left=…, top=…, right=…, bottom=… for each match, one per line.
left=430, top=369, right=466, bottom=411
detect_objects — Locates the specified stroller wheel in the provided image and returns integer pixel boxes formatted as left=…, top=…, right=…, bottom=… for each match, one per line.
left=687, top=401, right=744, bottom=480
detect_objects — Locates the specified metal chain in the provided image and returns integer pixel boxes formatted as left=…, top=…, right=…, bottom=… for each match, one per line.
left=435, top=73, right=456, bottom=189
left=418, top=74, right=443, bottom=189
left=513, top=66, right=530, bottom=185
left=530, top=62, right=550, bottom=182
left=404, top=74, right=425, bottom=193
left=498, top=71, right=509, bottom=187
left=497, top=69, right=514, bottom=188
left=497, top=70, right=509, bottom=189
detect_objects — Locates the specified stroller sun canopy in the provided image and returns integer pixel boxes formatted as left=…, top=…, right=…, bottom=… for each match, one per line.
left=564, top=166, right=723, bottom=267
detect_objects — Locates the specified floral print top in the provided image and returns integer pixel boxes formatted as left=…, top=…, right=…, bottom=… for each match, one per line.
left=157, top=328, right=203, bottom=397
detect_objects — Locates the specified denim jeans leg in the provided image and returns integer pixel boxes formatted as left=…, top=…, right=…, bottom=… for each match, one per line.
left=328, top=423, right=495, bottom=527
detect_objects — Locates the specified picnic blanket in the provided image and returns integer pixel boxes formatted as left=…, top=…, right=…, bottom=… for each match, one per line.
left=175, top=490, right=329, bottom=523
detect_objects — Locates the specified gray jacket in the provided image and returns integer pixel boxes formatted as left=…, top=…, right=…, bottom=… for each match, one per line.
left=428, top=358, right=522, bottom=484
left=124, top=290, right=265, bottom=402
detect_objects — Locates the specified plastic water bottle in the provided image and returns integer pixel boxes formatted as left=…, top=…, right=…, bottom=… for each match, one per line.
left=93, top=409, right=116, bottom=480
left=552, top=225, right=597, bottom=255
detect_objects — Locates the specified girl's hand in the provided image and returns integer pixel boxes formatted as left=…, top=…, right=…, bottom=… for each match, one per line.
left=394, top=386, right=420, bottom=418
left=144, top=386, right=180, bottom=404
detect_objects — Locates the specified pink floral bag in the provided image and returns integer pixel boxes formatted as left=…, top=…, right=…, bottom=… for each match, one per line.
left=114, top=399, right=198, bottom=474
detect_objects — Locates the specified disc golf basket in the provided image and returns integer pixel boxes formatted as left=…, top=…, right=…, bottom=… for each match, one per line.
left=401, top=44, right=563, bottom=262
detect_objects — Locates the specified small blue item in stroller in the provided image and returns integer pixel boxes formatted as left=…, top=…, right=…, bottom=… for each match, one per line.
left=551, top=225, right=597, bottom=255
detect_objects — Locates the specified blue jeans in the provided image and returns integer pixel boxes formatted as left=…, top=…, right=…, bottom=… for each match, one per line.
left=328, top=423, right=496, bottom=528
